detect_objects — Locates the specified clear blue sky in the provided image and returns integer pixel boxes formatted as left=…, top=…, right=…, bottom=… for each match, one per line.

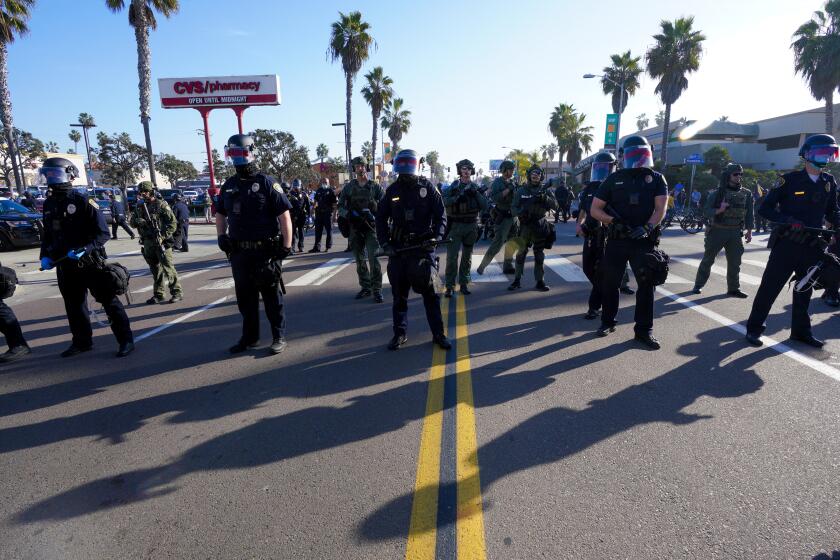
left=6, top=0, right=824, bottom=175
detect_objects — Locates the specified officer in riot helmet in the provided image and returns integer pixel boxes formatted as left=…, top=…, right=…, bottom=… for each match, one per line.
left=692, top=163, right=754, bottom=298
left=287, top=178, right=311, bottom=254
left=477, top=159, right=518, bottom=275
left=39, top=157, right=135, bottom=357
left=745, top=133, right=840, bottom=348
left=375, top=149, right=451, bottom=351
left=216, top=134, right=293, bottom=355
left=589, top=135, right=668, bottom=349
left=339, top=156, right=385, bottom=302
left=442, top=159, right=488, bottom=297
left=577, top=151, right=617, bottom=319
left=509, top=164, right=558, bottom=291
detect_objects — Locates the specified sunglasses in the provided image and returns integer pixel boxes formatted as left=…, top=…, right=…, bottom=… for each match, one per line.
left=731, top=172, right=742, bottom=176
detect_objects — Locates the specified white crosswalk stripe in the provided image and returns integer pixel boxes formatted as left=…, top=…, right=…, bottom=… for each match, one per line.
left=543, top=256, right=588, bottom=282
left=133, top=264, right=225, bottom=294
left=471, top=260, right=509, bottom=283
left=742, top=259, right=767, bottom=269
left=670, top=256, right=762, bottom=285
left=199, top=278, right=236, bottom=290
left=288, top=257, right=353, bottom=286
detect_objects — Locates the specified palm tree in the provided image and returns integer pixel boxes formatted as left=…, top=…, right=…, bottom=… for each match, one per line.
left=45, top=141, right=59, bottom=153
left=361, top=141, right=373, bottom=161
left=645, top=17, right=706, bottom=164
left=69, top=130, right=82, bottom=153
left=548, top=103, right=576, bottom=174
left=563, top=113, right=594, bottom=172
left=601, top=50, right=644, bottom=116
left=636, top=113, right=649, bottom=131
left=106, top=0, right=179, bottom=186
left=0, top=0, right=34, bottom=192
left=360, top=66, right=393, bottom=168
left=792, top=1, right=840, bottom=134
left=328, top=11, right=375, bottom=170
left=380, top=98, right=411, bottom=155
left=316, top=143, right=329, bottom=162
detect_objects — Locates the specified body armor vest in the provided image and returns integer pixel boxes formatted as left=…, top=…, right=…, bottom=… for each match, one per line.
left=716, top=188, right=750, bottom=227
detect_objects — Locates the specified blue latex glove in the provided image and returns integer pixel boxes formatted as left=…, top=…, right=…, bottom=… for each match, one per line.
left=40, top=256, right=54, bottom=270
left=67, top=248, right=86, bottom=261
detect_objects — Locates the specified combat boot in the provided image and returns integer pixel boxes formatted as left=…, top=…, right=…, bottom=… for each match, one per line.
left=355, top=288, right=372, bottom=299
left=444, top=287, right=454, bottom=298
left=388, top=334, right=407, bottom=350
left=459, top=285, right=471, bottom=295
left=507, top=279, right=521, bottom=291
left=727, top=289, right=749, bottom=299
left=535, top=281, right=550, bottom=292
left=634, top=332, right=661, bottom=350
left=432, top=333, right=452, bottom=350
left=229, top=340, right=260, bottom=354
left=584, top=309, right=600, bottom=320
left=373, top=290, right=384, bottom=303
left=596, top=324, right=615, bottom=337
left=503, top=264, right=516, bottom=274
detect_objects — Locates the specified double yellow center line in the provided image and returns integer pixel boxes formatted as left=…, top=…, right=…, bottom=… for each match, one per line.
left=406, top=296, right=486, bottom=560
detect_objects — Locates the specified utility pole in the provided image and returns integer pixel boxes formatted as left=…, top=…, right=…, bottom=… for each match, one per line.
left=70, top=121, right=97, bottom=184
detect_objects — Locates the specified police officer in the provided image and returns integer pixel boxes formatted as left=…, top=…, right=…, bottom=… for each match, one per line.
left=288, top=178, right=311, bottom=254
left=38, top=157, right=135, bottom=357
left=0, top=262, right=29, bottom=362
left=553, top=178, right=571, bottom=223
left=216, top=134, right=293, bottom=355
left=589, top=135, right=668, bottom=349
left=692, top=163, right=754, bottom=297
left=745, top=134, right=840, bottom=348
left=309, top=177, right=337, bottom=253
left=376, top=149, right=451, bottom=351
left=576, top=151, right=617, bottom=319
left=109, top=189, right=135, bottom=240
left=443, top=159, right=488, bottom=297
left=509, top=164, right=558, bottom=291
left=339, top=156, right=385, bottom=302
left=130, top=182, right=183, bottom=305
left=171, top=192, right=191, bottom=252
left=477, top=159, right=518, bottom=275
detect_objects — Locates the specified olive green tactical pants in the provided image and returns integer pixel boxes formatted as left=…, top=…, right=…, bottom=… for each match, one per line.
left=352, top=229, right=382, bottom=291
left=143, top=244, right=182, bottom=299
left=513, top=229, right=546, bottom=283
left=445, top=222, right=479, bottom=288
left=694, top=226, right=744, bottom=291
left=478, top=216, right=517, bottom=271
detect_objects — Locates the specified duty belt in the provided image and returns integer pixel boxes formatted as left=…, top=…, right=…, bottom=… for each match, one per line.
left=233, top=239, right=272, bottom=250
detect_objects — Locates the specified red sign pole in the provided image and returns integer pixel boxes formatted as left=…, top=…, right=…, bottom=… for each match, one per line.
left=232, top=107, right=247, bottom=134
left=197, top=107, right=215, bottom=189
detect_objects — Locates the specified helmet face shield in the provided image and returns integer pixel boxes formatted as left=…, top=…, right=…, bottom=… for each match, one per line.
left=225, top=145, right=255, bottom=166
left=39, top=165, right=76, bottom=185
left=393, top=151, right=419, bottom=175
left=805, top=145, right=839, bottom=167
left=623, top=145, right=654, bottom=169
left=590, top=162, right=614, bottom=182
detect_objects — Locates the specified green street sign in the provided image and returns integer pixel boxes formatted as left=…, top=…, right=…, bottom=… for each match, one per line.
left=604, top=113, right=619, bottom=148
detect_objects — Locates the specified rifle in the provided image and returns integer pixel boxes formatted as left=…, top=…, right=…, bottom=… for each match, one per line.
left=141, top=201, right=166, bottom=258
left=375, top=238, right=450, bottom=258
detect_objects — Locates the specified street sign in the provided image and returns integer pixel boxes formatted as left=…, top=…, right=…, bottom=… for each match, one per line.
left=158, top=75, right=281, bottom=108
left=604, top=113, right=619, bottom=150
left=685, top=153, right=704, bottom=165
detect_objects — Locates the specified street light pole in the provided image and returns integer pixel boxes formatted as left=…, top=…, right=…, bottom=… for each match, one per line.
left=583, top=73, right=625, bottom=155
left=332, top=122, right=351, bottom=176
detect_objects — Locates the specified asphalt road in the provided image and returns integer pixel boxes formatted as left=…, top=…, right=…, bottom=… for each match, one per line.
left=2, top=222, right=839, bottom=559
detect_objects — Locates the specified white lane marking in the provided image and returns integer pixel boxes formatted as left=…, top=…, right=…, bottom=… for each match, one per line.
left=657, top=286, right=840, bottom=383
left=136, top=296, right=229, bottom=342
left=743, top=259, right=767, bottom=269
left=382, top=272, right=389, bottom=286
left=288, top=258, right=353, bottom=286
left=665, top=273, right=693, bottom=284
left=199, top=278, right=236, bottom=290
left=112, top=250, right=142, bottom=257
left=472, top=260, right=508, bottom=283
left=544, top=256, right=588, bottom=282
left=671, top=256, right=762, bottom=285
left=22, top=269, right=53, bottom=276
left=133, top=264, right=225, bottom=293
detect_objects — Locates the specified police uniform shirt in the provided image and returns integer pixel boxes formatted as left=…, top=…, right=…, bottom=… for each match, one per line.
left=216, top=174, right=292, bottom=241
left=758, top=169, right=839, bottom=229
left=595, top=168, right=668, bottom=227
left=40, top=191, right=110, bottom=260
left=376, top=177, right=446, bottom=249
left=579, top=181, right=602, bottom=229
left=314, top=187, right=337, bottom=214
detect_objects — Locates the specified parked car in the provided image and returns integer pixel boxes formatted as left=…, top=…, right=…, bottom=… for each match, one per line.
left=0, top=199, right=42, bottom=251
left=93, top=188, right=115, bottom=224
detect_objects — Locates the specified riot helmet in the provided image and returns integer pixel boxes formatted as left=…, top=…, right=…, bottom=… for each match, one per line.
left=224, top=134, right=256, bottom=166
left=499, top=160, right=515, bottom=173
left=456, top=159, right=476, bottom=176
left=619, top=135, right=654, bottom=169
left=351, top=156, right=369, bottom=171
left=39, top=157, right=79, bottom=185
left=799, top=134, right=839, bottom=168
left=393, top=149, right=420, bottom=176
left=590, top=151, right=617, bottom=182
